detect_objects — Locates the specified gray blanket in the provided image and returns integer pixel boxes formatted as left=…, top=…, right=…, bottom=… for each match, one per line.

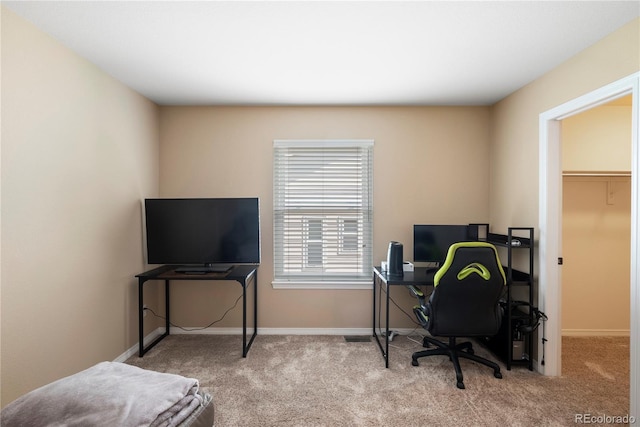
left=1, top=362, right=206, bottom=427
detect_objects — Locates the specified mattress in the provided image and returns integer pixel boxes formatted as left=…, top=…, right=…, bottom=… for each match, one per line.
left=178, top=392, right=214, bottom=427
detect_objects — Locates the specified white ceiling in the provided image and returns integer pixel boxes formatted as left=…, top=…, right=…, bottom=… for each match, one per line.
left=4, top=1, right=639, bottom=106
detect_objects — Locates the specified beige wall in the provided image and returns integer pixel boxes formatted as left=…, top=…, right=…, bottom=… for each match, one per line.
left=562, top=102, right=632, bottom=172
left=1, top=8, right=160, bottom=406
left=562, top=176, right=631, bottom=334
left=489, top=18, right=639, bottom=236
left=158, top=106, right=491, bottom=329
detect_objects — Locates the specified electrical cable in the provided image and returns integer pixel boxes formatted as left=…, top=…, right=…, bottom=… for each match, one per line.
left=376, top=283, right=427, bottom=337
left=395, top=287, right=426, bottom=325
left=374, top=281, right=427, bottom=349
left=502, top=299, right=549, bottom=366
left=509, top=300, right=548, bottom=334
left=144, top=292, right=243, bottom=332
left=405, top=325, right=428, bottom=346
left=540, top=310, right=548, bottom=366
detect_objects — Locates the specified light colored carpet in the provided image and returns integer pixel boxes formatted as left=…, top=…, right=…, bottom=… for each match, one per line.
left=125, top=334, right=629, bottom=426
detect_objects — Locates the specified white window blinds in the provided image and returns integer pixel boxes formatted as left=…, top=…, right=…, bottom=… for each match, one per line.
left=273, top=140, right=373, bottom=283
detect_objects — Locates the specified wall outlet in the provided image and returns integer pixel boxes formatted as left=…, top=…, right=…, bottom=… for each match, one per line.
left=143, top=305, right=148, bottom=317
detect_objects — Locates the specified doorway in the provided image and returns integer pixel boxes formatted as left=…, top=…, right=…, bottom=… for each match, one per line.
left=561, top=97, right=632, bottom=337
left=539, top=73, right=639, bottom=417
left=560, top=98, right=632, bottom=412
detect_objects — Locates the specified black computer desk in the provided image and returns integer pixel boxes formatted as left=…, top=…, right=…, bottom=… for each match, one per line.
left=372, top=266, right=436, bottom=368
left=136, top=264, right=258, bottom=358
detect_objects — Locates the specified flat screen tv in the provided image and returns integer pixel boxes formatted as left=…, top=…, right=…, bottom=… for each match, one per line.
left=145, top=198, right=260, bottom=269
left=413, top=224, right=471, bottom=266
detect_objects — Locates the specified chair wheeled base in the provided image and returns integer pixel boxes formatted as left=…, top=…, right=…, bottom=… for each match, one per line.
left=411, top=335, right=502, bottom=389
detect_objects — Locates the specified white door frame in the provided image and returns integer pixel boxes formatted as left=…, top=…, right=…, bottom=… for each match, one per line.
left=539, top=72, right=639, bottom=418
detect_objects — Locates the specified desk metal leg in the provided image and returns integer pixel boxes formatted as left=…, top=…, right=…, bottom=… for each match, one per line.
left=385, top=284, right=390, bottom=367
left=372, top=272, right=377, bottom=337
left=372, top=274, right=390, bottom=368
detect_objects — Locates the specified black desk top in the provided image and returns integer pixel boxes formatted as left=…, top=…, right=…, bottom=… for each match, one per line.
left=136, top=264, right=258, bottom=281
left=373, top=266, right=436, bottom=286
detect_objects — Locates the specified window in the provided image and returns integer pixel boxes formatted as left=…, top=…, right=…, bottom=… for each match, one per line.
left=273, top=140, right=373, bottom=287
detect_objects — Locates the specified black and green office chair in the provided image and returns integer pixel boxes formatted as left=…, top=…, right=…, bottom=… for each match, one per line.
left=409, top=241, right=506, bottom=389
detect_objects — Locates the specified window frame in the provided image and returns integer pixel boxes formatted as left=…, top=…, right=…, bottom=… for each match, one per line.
left=272, top=139, right=374, bottom=289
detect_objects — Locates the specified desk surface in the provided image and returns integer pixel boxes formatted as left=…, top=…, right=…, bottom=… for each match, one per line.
left=136, top=264, right=258, bottom=281
left=373, top=266, right=436, bottom=285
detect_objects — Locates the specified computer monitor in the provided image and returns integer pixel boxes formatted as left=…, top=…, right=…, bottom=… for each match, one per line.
left=413, top=224, right=471, bottom=266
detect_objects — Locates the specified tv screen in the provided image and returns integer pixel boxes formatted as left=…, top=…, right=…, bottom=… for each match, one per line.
left=145, top=198, right=260, bottom=266
left=413, top=224, right=471, bottom=265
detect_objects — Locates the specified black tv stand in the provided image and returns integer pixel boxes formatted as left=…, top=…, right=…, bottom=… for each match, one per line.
left=136, top=264, right=258, bottom=358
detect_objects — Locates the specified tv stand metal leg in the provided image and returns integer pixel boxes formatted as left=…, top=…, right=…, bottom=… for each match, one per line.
left=241, top=269, right=258, bottom=357
left=138, top=278, right=170, bottom=357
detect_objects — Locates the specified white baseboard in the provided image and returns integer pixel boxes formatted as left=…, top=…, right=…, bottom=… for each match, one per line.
left=113, top=327, right=165, bottom=363
left=562, top=329, right=630, bottom=337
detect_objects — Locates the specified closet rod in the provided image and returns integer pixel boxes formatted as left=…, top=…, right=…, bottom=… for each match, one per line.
left=562, top=170, right=631, bottom=177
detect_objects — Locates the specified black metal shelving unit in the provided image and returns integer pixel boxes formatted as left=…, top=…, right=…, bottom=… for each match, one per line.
left=471, top=225, right=535, bottom=370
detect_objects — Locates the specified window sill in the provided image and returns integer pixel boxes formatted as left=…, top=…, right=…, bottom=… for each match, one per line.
left=271, top=280, right=373, bottom=290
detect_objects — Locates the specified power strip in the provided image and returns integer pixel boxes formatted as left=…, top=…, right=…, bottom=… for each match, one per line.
left=381, top=330, right=399, bottom=342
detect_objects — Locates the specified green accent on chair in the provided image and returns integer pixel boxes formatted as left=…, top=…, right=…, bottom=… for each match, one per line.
left=413, top=305, right=429, bottom=326
left=408, top=285, right=424, bottom=297
left=457, top=262, right=491, bottom=281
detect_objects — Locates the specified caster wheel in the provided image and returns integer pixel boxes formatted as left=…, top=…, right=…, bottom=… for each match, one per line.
left=412, top=360, right=419, bottom=367
left=494, top=371, right=502, bottom=379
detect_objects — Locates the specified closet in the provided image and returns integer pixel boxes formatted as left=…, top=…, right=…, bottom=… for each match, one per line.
left=561, top=97, right=632, bottom=336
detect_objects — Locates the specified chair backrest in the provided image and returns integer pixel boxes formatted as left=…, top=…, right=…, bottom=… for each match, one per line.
left=428, top=242, right=506, bottom=337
